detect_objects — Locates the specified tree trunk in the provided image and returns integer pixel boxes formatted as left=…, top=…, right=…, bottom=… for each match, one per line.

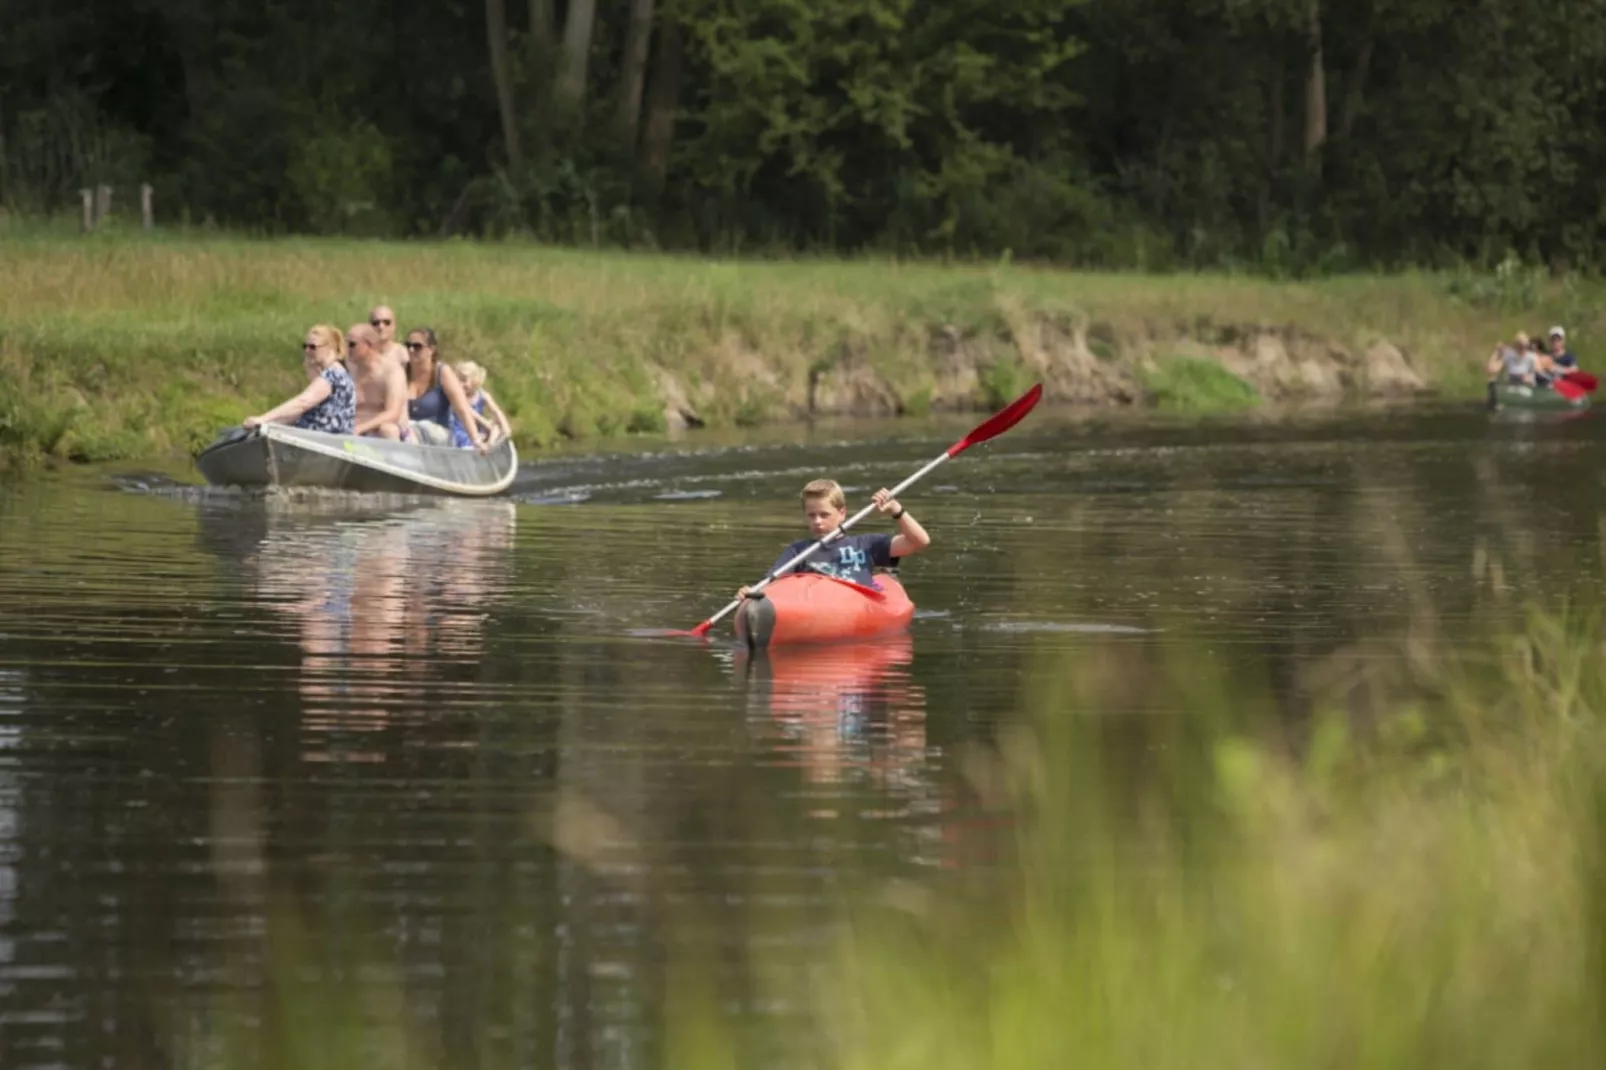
left=615, top=0, right=657, bottom=148
left=555, top=0, right=598, bottom=116
left=524, top=0, right=555, bottom=154
left=1302, top=0, right=1327, bottom=161
left=530, top=0, right=553, bottom=52
left=1339, top=36, right=1374, bottom=140
left=638, top=18, right=683, bottom=201
left=486, top=0, right=522, bottom=165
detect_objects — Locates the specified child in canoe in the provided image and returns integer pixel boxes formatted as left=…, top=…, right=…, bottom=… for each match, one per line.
left=737, top=478, right=932, bottom=599
left=448, top=360, right=513, bottom=448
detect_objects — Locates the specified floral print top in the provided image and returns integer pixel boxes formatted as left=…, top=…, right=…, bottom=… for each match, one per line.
left=294, top=364, right=356, bottom=435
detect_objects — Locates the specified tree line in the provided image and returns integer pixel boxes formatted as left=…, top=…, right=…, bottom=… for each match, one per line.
left=3, top=0, right=1605, bottom=273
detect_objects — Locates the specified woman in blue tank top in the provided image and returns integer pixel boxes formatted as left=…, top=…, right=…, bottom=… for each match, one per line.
left=404, top=327, right=485, bottom=450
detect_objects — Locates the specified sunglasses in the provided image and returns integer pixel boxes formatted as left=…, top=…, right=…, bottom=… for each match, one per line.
left=405, top=341, right=426, bottom=352
left=371, top=318, right=392, bottom=327
left=302, top=342, right=319, bottom=350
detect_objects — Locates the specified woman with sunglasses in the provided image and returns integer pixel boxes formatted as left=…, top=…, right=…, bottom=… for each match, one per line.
left=244, top=324, right=356, bottom=434
left=404, top=327, right=488, bottom=452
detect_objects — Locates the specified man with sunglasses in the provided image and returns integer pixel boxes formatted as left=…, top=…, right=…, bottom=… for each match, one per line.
left=347, top=323, right=410, bottom=441
left=369, top=305, right=409, bottom=372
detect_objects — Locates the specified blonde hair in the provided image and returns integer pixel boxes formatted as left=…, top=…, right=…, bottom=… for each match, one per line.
left=306, top=323, right=344, bottom=363
left=800, top=478, right=846, bottom=510
left=454, top=360, right=486, bottom=393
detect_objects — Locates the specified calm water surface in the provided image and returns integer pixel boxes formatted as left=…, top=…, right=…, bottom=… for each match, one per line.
left=0, top=403, right=1602, bottom=1068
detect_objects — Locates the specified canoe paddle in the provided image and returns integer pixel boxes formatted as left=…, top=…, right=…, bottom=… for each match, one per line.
left=1562, top=370, right=1599, bottom=393
left=672, top=382, right=1044, bottom=640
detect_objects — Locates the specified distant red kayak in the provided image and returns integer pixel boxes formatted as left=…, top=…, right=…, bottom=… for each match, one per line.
left=735, top=572, right=915, bottom=649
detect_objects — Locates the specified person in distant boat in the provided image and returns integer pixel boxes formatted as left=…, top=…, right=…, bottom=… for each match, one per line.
left=1487, top=331, right=1538, bottom=386
left=449, top=360, right=512, bottom=448
left=1548, top=326, right=1578, bottom=373
left=243, top=324, right=356, bottom=435
left=403, top=327, right=488, bottom=452
left=348, top=323, right=411, bottom=440
left=369, top=305, right=409, bottom=372
left=735, top=479, right=931, bottom=600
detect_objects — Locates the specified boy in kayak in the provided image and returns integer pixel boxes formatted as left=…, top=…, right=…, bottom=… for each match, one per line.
left=737, top=479, right=932, bottom=598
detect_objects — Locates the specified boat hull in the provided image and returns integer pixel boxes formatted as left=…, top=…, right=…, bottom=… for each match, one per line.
left=1487, top=381, right=1592, bottom=412
left=735, top=572, right=915, bottom=649
left=195, top=425, right=518, bottom=497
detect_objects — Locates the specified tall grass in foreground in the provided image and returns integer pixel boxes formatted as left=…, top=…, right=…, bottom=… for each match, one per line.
left=785, top=610, right=1606, bottom=1070
left=175, top=604, right=1606, bottom=1069
left=3, top=230, right=1602, bottom=465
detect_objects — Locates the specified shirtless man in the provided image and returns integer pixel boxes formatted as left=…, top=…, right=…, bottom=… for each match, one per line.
left=347, top=323, right=410, bottom=440
left=369, top=305, right=409, bottom=373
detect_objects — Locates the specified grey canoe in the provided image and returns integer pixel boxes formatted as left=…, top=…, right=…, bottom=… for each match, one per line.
left=194, top=424, right=519, bottom=497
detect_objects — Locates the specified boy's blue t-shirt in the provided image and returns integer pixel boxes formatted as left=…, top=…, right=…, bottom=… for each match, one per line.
left=769, top=533, right=897, bottom=586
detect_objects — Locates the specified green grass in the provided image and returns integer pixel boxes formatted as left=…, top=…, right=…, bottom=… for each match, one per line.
left=1142, top=354, right=1261, bottom=411
left=2, top=224, right=1600, bottom=464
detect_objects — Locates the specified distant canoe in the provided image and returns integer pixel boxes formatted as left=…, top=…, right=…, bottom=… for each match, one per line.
left=1486, top=381, right=1591, bottom=412
left=195, top=424, right=518, bottom=497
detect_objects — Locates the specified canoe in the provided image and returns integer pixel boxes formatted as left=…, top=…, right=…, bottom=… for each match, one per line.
left=1486, top=381, right=1592, bottom=412
left=194, top=424, right=518, bottom=497
left=735, top=572, right=915, bottom=649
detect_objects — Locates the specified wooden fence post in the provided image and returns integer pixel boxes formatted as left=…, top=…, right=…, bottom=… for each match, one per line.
left=141, top=184, right=154, bottom=229
left=81, top=189, right=94, bottom=231
left=95, top=184, right=112, bottom=226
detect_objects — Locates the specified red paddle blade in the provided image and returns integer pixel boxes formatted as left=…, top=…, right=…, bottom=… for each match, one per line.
left=658, top=620, right=714, bottom=639
left=1564, top=370, right=1599, bottom=393
left=1554, top=378, right=1587, bottom=402
left=947, top=383, right=1044, bottom=457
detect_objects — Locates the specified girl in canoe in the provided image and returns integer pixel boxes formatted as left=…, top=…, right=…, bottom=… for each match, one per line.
left=244, top=324, right=356, bottom=434
left=448, top=360, right=513, bottom=448
left=737, top=479, right=932, bottom=598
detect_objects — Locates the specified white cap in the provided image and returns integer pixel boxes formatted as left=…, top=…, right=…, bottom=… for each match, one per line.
left=1549, top=325, right=1566, bottom=339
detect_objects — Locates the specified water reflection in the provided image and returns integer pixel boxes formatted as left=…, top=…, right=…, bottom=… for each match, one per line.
left=199, top=497, right=517, bottom=763
left=738, top=636, right=930, bottom=812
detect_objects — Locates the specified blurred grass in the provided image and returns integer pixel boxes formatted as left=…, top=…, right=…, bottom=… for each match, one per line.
left=2, top=227, right=1597, bottom=466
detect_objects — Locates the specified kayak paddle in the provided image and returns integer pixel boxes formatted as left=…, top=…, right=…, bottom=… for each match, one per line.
left=1553, top=377, right=1588, bottom=402
left=1562, top=370, right=1599, bottom=393
left=674, top=382, right=1044, bottom=640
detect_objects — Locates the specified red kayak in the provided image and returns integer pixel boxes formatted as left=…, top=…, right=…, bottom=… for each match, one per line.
left=735, top=572, right=915, bottom=649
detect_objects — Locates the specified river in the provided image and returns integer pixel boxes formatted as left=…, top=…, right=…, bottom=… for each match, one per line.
left=0, top=401, right=1600, bottom=1068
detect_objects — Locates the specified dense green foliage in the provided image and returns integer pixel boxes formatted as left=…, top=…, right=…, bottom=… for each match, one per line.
left=5, top=0, right=1605, bottom=271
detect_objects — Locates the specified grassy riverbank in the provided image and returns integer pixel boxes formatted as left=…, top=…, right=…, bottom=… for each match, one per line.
left=2, top=225, right=1601, bottom=465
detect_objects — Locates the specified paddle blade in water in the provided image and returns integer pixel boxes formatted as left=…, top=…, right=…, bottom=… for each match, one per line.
left=948, top=383, right=1044, bottom=457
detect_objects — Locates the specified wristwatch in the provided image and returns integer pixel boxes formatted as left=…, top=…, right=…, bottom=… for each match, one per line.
left=890, top=506, right=905, bottom=520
